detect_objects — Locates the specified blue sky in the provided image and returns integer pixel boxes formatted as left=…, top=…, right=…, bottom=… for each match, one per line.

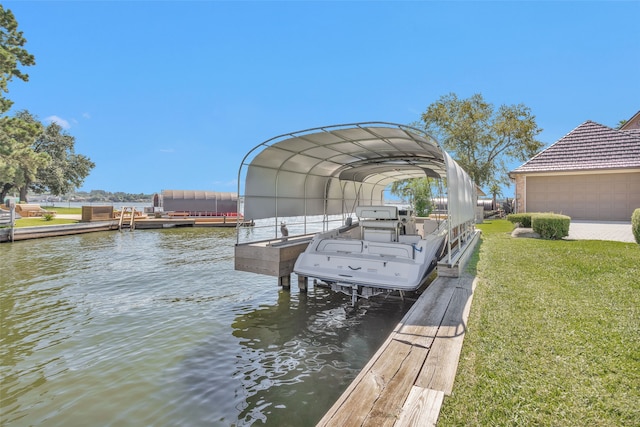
left=5, top=1, right=640, bottom=197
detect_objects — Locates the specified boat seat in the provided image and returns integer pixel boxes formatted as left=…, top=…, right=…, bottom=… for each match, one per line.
left=316, top=239, right=363, bottom=254
left=422, top=219, right=440, bottom=234
left=363, top=228, right=397, bottom=242
left=367, top=242, right=413, bottom=259
left=399, top=234, right=421, bottom=244
left=355, top=205, right=398, bottom=220
left=359, top=220, right=400, bottom=229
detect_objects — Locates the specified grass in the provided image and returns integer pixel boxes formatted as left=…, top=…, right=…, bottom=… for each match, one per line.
left=12, top=218, right=79, bottom=227
left=41, top=206, right=82, bottom=215
left=1, top=207, right=82, bottom=228
left=439, top=219, right=640, bottom=426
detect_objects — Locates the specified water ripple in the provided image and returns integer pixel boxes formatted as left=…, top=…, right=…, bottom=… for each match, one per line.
left=1, top=228, right=413, bottom=426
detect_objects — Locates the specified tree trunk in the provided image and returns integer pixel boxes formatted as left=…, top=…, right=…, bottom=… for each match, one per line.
left=0, top=183, right=12, bottom=203
left=19, top=186, right=28, bottom=203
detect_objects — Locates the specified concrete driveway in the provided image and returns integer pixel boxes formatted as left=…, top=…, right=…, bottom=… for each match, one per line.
left=566, top=220, right=636, bottom=243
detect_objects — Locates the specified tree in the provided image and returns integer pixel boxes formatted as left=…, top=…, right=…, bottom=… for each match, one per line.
left=389, top=178, right=434, bottom=217
left=488, top=182, right=502, bottom=210
left=0, top=114, right=48, bottom=201
left=0, top=5, right=35, bottom=114
left=30, top=117, right=95, bottom=197
left=419, top=93, right=543, bottom=190
left=0, top=111, right=94, bottom=202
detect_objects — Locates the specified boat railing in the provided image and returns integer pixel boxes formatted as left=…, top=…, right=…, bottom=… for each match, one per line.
left=236, top=214, right=347, bottom=245
left=445, top=218, right=476, bottom=266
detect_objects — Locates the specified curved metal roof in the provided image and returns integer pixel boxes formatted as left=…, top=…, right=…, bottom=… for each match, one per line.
left=162, top=190, right=237, bottom=201
left=161, top=190, right=238, bottom=214
left=238, top=122, right=475, bottom=226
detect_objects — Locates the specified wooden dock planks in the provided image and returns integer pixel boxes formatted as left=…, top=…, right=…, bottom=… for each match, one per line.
left=395, top=387, right=444, bottom=427
left=317, top=274, right=477, bottom=427
left=416, top=284, right=474, bottom=394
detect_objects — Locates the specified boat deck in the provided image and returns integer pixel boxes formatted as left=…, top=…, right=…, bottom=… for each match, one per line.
left=317, top=272, right=477, bottom=426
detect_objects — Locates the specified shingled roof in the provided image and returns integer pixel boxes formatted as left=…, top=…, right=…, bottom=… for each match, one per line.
left=510, top=120, right=640, bottom=174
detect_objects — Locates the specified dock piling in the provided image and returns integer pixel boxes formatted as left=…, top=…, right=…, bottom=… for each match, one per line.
left=298, top=275, right=308, bottom=292
left=279, top=274, right=291, bottom=290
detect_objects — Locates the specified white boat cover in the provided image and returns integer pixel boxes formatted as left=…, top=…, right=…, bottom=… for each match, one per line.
left=238, top=122, right=476, bottom=230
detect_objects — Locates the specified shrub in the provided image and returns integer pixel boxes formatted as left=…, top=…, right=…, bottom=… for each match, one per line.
left=43, top=213, right=54, bottom=221
left=506, top=213, right=533, bottom=228
left=532, top=213, right=571, bottom=240
left=632, top=208, right=640, bottom=245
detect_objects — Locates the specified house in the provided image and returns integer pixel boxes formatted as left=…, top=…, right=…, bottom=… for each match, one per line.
left=620, top=110, right=640, bottom=131
left=509, top=112, right=640, bottom=221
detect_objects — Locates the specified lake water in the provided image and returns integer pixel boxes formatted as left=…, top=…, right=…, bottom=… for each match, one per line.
left=0, top=227, right=415, bottom=426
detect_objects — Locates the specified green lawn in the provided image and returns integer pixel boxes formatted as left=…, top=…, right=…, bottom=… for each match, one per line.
left=41, top=206, right=82, bottom=215
left=439, top=220, right=640, bottom=426
left=5, top=207, right=82, bottom=227
left=11, top=217, right=79, bottom=227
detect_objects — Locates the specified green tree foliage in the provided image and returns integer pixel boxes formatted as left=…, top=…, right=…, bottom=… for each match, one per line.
left=29, top=115, right=95, bottom=197
left=632, top=208, right=640, bottom=245
left=0, top=111, right=94, bottom=202
left=0, top=5, right=35, bottom=114
left=77, top=190, right=151, bottom=202
left=0, top=10, right=93, bottom=203
left=0, top=114, right=48, bottom=201
left=389, top=178, right=433, bottom=216
left=419, top=93, right=543, bottom=189
left=488, top=182, right=502, bottom=210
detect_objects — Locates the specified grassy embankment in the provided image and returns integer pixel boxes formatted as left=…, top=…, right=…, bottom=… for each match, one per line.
left=439, top=219, right=639, bottom=426
left=10, top=207, right=82, bottom=227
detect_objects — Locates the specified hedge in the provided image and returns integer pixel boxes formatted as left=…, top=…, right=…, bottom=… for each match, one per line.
left=532, top=213, right=571, bottom=240
left=506, top=213, right=533, bottom=228
left=632, top=208, right=640, bottom=245
left=507, top=212, right=571, bottom=240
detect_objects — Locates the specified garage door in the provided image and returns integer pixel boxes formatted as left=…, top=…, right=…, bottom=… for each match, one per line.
left=526, top=172, right=640, bottom=221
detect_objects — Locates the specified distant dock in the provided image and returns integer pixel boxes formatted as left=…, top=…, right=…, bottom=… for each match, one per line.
left=0, top=221, right=119, bottom=242
left=133, top=216, right=253, bottom=229
left=0, top=215, right=253, bottom=243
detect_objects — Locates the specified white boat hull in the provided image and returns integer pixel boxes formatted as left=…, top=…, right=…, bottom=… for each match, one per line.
left=294, top=220, right=447, bottom=293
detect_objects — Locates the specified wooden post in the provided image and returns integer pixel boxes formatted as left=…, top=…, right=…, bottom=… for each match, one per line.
left=118, top=208, right=125, bottom=230
left=298, top=275, right=308, bottom=292
left=279, top=274, right=291, bottom=290
left=129, top=207, right=135, bottom=231
left=9, top=200, right=15, bottom=242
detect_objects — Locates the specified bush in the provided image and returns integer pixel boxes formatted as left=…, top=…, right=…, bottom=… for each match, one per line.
left=506, top=213, right=533, bottom=228
left=532, top=213, right=571, bottom=240
left=43, top=213, right=54, bottom=221
left=632, top=208, right=640, bottom=245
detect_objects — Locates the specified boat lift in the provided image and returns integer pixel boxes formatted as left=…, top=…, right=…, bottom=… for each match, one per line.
left=234, top=122, right=479, bottom=293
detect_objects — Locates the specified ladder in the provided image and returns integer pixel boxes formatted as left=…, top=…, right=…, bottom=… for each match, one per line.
left=118, top=207, right=136, bottom=231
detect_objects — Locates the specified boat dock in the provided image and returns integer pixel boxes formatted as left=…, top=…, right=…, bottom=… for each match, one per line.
left=317, top=272, right=476, bottom=426
left=234, top=227, right=482, bottom=425
left=0, top=215, right=253, bottom=243
left=312, top=229, right=480, bottom=426
left=133, top=216, right=252, bottom=229
left=0, top=221, right=120, bottom=242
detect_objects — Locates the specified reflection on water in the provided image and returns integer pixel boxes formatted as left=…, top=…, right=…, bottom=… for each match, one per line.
left=1, top=228, right=414, bottom=426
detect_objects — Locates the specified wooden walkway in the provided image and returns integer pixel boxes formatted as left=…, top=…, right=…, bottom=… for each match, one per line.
left=317, top=273, right=477, bottom=426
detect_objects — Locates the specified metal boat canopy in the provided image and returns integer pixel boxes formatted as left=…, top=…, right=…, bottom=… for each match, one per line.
left=238, top=122, right=476, bottom=229
left=160, top=190, right=237, bottom=214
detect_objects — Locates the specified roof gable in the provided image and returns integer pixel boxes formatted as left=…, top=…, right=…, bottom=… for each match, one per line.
left=511, top=120, right=640, bottom=174
left=620, top=110, right=640, bottom=130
